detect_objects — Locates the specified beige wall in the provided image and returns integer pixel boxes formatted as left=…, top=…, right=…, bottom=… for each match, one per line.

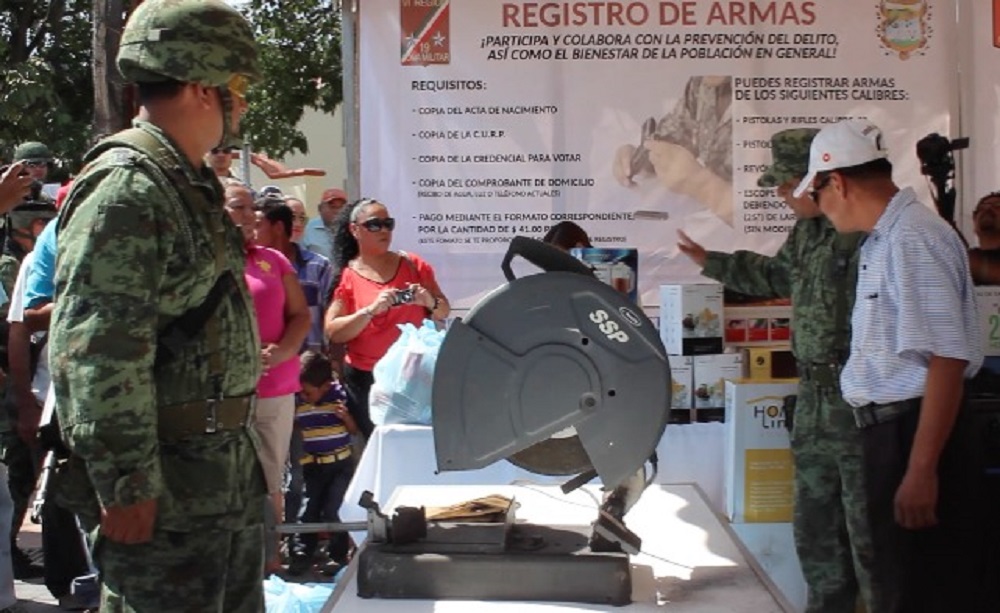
left=243, top=105, right=348, bottom=214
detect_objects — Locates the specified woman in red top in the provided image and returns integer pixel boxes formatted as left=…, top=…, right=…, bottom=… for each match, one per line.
left=325, top=198, right=450, bottom=438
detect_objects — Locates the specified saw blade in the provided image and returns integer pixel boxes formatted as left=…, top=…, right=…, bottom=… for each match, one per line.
left=506, top=435, right=592, bottom=476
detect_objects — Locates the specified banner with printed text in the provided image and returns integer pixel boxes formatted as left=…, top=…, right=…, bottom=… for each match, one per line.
left=359, top=0, right=957, bottom=309
left=961, top=0, right=1000, bottom=241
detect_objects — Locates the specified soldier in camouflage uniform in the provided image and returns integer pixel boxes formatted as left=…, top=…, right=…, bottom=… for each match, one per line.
left=48, top=1, right=266, bottom=611
left=678, top=128, right=877, bottom=613
left=10, top=142, right=54, bottom=190
left=0, top=200, right=56, bottom=581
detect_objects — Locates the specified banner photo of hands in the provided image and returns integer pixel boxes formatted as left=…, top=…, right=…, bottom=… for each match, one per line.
left=359, top=0, right=956, bottom=309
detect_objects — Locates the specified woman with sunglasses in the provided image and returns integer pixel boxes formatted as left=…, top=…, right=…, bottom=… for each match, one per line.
left=324, top=198, right=449, bottom=439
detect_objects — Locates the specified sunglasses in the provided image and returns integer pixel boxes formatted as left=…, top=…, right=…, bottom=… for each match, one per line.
left=211, top=147, right=236, bottom=155
left=22, top=160, right=48, bottom=168
left=357, top=217, right=396, bottom=232
left=808, top=174, right=832, bottom=204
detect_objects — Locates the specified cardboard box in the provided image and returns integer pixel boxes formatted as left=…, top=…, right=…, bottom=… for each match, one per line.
left=668, top=409, right=692, bottom=425
left=742, top=346, right=796, bottom=380
left=570, top=247, right=639, bottom=303
left=696, top=408, right=726, bottom=423
left=724, top=305, right=793, bottom=346
left=669, top=355, right=694, bottom=410
left=976, top=287, right=1000, bottom=357
left=659, top=283, right=724, bottom=355
left=668, top=355, right=694, bottom=423
left=692, top=353, right=742, bottom=422
left=724, top=379, right=798, bottom=523
left=693, top=354, right=743, bottom=409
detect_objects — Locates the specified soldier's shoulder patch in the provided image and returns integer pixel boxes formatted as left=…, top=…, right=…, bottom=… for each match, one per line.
left=103, top=147, right=143, bottom=168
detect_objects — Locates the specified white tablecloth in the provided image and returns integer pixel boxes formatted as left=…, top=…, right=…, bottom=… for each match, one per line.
left=326, top=483, right=791, bottom=612
left=341, top=422, right=726, bottom=530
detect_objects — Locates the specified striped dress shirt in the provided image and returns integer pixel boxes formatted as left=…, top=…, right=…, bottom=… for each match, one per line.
left=841, top=187, right=982, bottom=407
left=292, top=243, right=334, bottom=353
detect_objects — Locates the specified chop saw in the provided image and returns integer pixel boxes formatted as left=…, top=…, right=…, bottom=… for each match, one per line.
left=356, top=236, right=671, bottom=605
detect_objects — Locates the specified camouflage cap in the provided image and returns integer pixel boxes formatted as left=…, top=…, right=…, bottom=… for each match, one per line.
left=13, top=141, right=52, bottom=163
left=117, top=0, right=260, bottom=86
left=757, top=128, right=819, bottom=188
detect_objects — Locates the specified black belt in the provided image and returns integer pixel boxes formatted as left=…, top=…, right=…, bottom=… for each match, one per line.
left=159, top=394, right=256, bottom=439
left=797, top=361, right=842, bottom=388
left=852, top=397, right=921, bottom=429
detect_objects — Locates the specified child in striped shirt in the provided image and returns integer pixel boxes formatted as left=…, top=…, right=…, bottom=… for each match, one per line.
left=288, top=351, right=359, bottom=576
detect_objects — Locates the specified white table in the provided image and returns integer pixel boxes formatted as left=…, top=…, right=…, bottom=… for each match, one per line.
left=731, top=523, right=807, bottom=612
left=324, top=483, right=792, bottom=612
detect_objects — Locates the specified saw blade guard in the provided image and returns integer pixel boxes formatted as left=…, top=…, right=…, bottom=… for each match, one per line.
left=432, top=236, right=671, bottom=490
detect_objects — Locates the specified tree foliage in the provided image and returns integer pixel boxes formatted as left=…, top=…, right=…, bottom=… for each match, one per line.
left=238, top=0, right=344, bottom=159
left=0, top=0, right=94, bottom=172
left=0, top=0, right=343, bottom=168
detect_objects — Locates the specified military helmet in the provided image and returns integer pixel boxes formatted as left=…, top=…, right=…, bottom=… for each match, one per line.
left=117, top=0, right=260, bottom=86
left=13, top=141, right=52, bottom=163
left=758, top=128, right=820, bottom=188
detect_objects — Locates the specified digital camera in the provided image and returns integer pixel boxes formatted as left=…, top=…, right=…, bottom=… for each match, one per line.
left=391, top=288, right=415, bottom=306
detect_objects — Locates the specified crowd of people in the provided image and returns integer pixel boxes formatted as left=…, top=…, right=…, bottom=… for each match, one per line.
left=2, top=0, right=1000, bottom=612
left=0, top=1, right=452, bottom=611
left=679, top=119, right=998, bottom=613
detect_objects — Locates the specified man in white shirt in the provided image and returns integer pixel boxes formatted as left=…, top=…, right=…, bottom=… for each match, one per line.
left=794, top=119, right=984, bottom=612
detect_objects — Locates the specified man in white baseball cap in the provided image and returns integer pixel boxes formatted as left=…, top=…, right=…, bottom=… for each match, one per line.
left=792, top=118, right=888, bottom=201
left=798, top=118, right=985, bottom=612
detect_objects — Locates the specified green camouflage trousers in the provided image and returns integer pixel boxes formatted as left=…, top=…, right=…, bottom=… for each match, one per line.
left=96, top=522, right=265, bottom=612
left=791, top=381, right=875, bottom=613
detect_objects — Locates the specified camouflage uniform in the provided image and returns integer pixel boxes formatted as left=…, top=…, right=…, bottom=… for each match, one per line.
left=0, top=240, right=29, bottom=574
left=48, top=2, right=266, bottom=611
left=0, top=200, right=57, bottom=561
left=701, top=129, right=876, bottom=613
left=0, top=251, right=21, bottom=301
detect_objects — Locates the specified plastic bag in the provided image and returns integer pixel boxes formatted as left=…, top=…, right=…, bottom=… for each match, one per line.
left=370, top=319, right=445, bottom=425
left=264, top=575, right=336, bottom=613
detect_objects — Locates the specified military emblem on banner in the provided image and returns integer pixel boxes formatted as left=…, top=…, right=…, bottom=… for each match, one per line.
left=401, top=0, right=451, bottom=66
left=875, top=0, right=931, bottom=60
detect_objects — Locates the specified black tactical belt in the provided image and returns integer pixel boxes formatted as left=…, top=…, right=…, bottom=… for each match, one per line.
left=159, top=394, right=256, bottom=439
left=852, top=397, right=921, bottom=430
left=797, top=361, right=842, bottom=388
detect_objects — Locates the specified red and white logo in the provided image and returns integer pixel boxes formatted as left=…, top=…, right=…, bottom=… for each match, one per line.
left=401, top=0, right=451, bottom=66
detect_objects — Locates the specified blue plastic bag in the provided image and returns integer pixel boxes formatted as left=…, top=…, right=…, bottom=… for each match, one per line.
left=264, top=575, right=336, bottom=613
left=370, top=319, right=445, bottom=425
